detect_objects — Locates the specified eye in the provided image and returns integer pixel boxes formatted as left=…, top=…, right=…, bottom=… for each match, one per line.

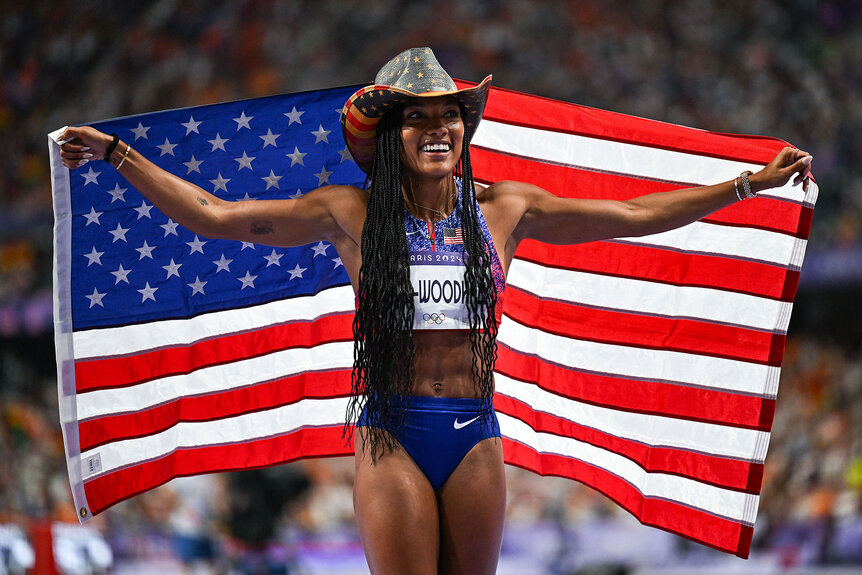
left=444, top=109, right=461, bottom=119
left=405, top=110, right=423, bottom=120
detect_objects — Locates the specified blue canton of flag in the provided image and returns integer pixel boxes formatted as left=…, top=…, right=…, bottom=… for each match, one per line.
left=69, top=85, right=366, bottom=329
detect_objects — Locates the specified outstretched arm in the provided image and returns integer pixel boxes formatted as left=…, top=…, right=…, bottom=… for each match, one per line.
left=58, top=126, right=351, bottom=247
left=511, top=146, right=813, bottom=246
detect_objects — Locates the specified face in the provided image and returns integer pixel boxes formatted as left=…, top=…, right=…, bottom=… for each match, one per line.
left=399, top=96, right=464, bottom=180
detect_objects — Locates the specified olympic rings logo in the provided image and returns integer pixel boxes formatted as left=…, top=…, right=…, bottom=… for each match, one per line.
left=423, top=312, right=446, bottom=325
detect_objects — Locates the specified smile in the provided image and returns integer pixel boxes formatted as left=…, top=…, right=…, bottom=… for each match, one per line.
left=420, top=143, right=451, bottom=153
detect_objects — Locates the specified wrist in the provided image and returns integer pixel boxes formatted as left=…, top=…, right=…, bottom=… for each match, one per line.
left=111, top=141, right=132, bottom=170
left=748, top=170, right=768, bottom=194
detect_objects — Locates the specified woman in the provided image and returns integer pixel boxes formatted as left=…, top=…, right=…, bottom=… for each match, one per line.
left=59, top=47, right=812, bottom=575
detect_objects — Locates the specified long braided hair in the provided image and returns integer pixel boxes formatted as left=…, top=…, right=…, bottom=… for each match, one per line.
left=345, top=103, right=498, bottom=460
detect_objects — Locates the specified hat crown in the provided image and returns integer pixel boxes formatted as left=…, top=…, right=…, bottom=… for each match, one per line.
left=374, top=47, right=457, bottom=94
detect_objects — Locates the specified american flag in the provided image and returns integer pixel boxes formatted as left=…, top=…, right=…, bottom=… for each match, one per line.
left=443, top=226, right=463, bottom=245
left=49, top=81, right=816, bottom=558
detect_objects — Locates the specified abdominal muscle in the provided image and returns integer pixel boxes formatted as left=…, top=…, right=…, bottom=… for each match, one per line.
left=411, top=330, right=490, bottom=398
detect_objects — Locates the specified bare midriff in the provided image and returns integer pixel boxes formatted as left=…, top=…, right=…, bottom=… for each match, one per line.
left=411, top=330, right=490, bottom=398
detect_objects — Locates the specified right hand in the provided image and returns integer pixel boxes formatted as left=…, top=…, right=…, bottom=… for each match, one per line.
left=58, top=126, right=115, bottom=170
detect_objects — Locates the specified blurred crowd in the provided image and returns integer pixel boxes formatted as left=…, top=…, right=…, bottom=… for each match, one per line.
left=2, top=0, right=861, bottom=572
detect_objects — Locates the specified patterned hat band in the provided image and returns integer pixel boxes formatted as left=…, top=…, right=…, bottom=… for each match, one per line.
left=341, top=47, right=492, bottom=173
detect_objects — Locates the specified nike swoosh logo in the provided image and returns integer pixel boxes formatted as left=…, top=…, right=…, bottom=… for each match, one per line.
left=453, top=416, right=480, bottom=430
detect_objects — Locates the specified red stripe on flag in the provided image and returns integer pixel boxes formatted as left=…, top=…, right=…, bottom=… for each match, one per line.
left=462, top=80, right=792, bottom=170
left=495, top=394, right=764, bottom=493
left=471, top=147, right=812, bottom=239
left=515, top=240, right=800, bottom=302
left=78, top=369, right=353, bottom=452
left=501, top=438, right=755, bottom=558
left=504, top=286, right=787, bottom=365
left=75, top=313, right=354, bottom=392
left=83, top=425, right=353, bottom=516
left=495, top=345, right=776, bottom=430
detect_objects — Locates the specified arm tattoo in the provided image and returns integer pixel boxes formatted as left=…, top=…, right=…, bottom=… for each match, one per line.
left=250, top=220, right=274, bottom=235
left=197, top=197, right=209, bottom=206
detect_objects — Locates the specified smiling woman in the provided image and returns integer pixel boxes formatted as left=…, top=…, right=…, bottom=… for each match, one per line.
left=57, top=45, right=812, bottom=575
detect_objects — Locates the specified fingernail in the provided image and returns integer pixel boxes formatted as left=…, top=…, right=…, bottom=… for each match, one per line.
left=79, top=159, right=89, bottom=166
left=83, top=153, right=93, bottom=159
left=81, top=147, right=91, bottom=152
left=802, top=156, right=812, bottom=165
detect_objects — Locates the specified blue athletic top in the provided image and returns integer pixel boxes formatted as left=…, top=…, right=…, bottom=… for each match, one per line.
left=406, top=179, right=505, bottom=330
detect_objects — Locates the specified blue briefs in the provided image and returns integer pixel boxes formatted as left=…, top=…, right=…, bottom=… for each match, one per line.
left=357, top=396, right=501, bottom=490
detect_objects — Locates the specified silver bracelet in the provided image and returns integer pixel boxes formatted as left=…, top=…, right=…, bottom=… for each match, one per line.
left=740, top=171, right=755, bottom=199
left=733, top=177, right=744, bottom=201
left=116, top=142, right=132, bottom=170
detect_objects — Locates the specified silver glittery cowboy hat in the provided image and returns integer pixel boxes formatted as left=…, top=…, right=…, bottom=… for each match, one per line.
left=341, top=47, right=492, bottom=173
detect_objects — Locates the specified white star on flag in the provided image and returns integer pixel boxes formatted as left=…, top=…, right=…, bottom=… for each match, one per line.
left=213, top=254, right=233, bottom=273
left=233, top=111, right=253, bottom=130
left=262, top=170, right=282, bottom=190
left=134, top=202, right=154, bottom=219
left=186, top=235, right=207, bottom=254
left=184, top=155, right=203, bottom=175
left=260, top=129, right=280, bottom=148
left=287, top=264, right=307, bottom=279
left=109, top=223, right=130, bottom=243
left=263, top=250, right=283, bottom=267
left=83, top=207, right=103, bottom=226
left=241, top=242, right=255, bottom=251
left=110, top=264, right=131, bottom=285
left=187, top=276, right=207, bottom=296
left=311, top=124, right=331, bottom=144
left=208, top=134, right=229, bottom=152
left=338, top=148, right=353, bottom=163
left=210, top=173, right=231, bottom=193
left=162, top=259, right=182, bottom=279
left=238, top=271, right=258, bottom=289
left=314, top=166, right=333, bottom=185
left=290, top=189, right=303, bottom=199
left=85, top=287, right=106, bottom=309
left=81, top=167, right=101, bottom=186
left=181, top=116, right=202, bottom=135
left=107, top=183, right=127, bottom=203
left=160, top=219, right=179, bottom=237
left=136, top=241, right=156, bottom=260
left=332, top=257, right=343, bottom=268
left=284, top=106, right=304, bottom=125
left=131, top=122, right=150, bottom=140
left=138, top=282, right=158, bottom=303
left=235, top=152, right=255, bottom=171
left=157, top=138, right=177, bottom=156
left=311, top=241, right=329, bottom=257
left=286, top=147, right=307, bottom=166
left=84, top=247, right=104, bottom=266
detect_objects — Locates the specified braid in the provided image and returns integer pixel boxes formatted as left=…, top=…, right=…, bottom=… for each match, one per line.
left=345, top=107, right=415, bottom=460
left=456, top=106, right=498, bottom=419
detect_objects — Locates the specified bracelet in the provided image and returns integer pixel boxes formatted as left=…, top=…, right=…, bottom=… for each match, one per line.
left=733, top=177, right=744, bottom=201
left=740, top=171, right=755, bottom=199
left=116, top=142, right=132, bottom=170
left=103, top=133, right=119, bottom=161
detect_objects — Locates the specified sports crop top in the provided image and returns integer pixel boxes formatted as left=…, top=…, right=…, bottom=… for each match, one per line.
left=406, top=179, right=505, bottom=330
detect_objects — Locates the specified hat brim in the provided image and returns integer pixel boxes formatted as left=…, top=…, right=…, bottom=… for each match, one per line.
left=341, top=75, right=492, bottom=173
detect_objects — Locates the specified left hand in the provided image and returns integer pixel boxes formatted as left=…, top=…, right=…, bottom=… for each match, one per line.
left=751, top=146, right=813, bottom=193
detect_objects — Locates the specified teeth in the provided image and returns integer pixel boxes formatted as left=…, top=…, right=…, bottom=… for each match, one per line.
left=421, top=143, right=450, bottom=152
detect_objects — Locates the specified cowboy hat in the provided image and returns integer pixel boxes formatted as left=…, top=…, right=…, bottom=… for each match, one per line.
left=341, top=47, right=492, bottom=173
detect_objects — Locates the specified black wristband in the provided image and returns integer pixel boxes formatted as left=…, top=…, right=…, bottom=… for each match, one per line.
left=103, top=133, right=119, bottom=162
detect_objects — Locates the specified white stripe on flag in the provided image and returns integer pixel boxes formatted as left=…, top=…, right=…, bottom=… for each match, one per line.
left=497, top=317, right=780, bottom=397
left=77, top=341, right=354, bottom=420
left=497, top=412, right=760, bottom=525
left=473, top=119, right=806, bottom=204
left=81, top=397, right=350, bottom=479
left=495, top=374, right=771, bottom=462
left=507, top=259, right=793, bottom=333
left=73, top=285, right=355, bottom=359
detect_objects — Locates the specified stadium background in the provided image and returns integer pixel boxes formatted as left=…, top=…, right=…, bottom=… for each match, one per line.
left=1, top=1, right=860, bottom=573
